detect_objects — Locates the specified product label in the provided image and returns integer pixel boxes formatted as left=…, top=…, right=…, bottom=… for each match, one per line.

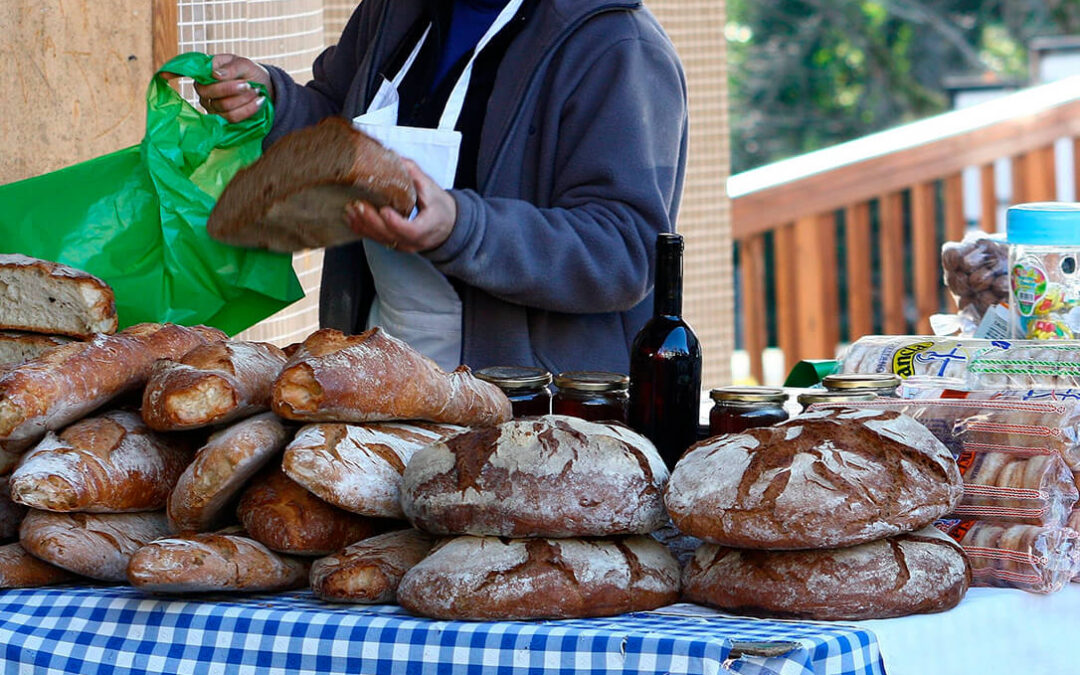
left=934, top=518, right=975, bottom=543
left=1011, top=256, right=1048, bottom=317
left=891, top=341, right=935, bottom=379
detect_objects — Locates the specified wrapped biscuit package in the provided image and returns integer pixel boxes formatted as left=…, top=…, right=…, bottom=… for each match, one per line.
left=935, top=519, right=1078, bottom=594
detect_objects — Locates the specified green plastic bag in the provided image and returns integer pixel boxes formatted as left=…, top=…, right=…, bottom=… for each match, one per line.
left=0, top=52, right=303, bottom=334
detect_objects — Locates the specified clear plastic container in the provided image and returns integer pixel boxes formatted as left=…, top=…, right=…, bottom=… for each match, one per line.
left=1007, top=202, right=1080, bottom=340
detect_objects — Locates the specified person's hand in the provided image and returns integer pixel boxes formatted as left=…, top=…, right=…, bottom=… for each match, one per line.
left=344, top=159, right=458, bottom=253
left=193, top=54, right=273, bottom=123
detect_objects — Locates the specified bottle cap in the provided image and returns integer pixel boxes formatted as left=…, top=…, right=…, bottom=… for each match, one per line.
left=475, top=366, right=552, bottom=390
left=1007, top=202, right=1080, bottom=245
left=821, top=373, right=900, bottom=393
left=554, top=371, right=629, bottom=392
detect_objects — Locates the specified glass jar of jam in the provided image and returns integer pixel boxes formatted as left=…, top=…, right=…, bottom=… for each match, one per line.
left=708, top=387, right=789, bottom=436
left=474, top=366, right=553, bottom=418
left=821, top=373, right=901, bottom=398
left=796, top=390, right=878, bottom=413
left=553, top=371, right=629, bottom=423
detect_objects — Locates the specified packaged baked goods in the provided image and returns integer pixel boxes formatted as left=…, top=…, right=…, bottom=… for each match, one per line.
left=941, top=232, right=1009, bottom=323
left=1006, top=203, right=1080, bottom=340
left=935, top=518, right=1079, bottom=594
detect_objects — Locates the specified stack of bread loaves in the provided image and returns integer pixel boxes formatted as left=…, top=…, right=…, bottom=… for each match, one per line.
left=382, top=415, right=682, bottom=620
left=665, top=406, right=972, bottom=620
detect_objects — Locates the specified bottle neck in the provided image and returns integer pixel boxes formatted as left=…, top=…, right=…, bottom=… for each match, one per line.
left=653, top=236, right=684, bottom=317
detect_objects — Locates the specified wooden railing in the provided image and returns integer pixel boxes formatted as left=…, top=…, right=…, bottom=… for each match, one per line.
left=728, top=75, right=1080, bottom=384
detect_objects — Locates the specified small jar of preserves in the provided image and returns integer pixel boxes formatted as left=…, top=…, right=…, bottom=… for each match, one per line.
left=475, top=366, right=553, bottom=418
left=821, top=373, right=901, bottom=398
left=708, top=387, right=789, bottom=436
left=553, top=371, right=629, bottom=423
left=796, top=390, right=878, bottom=413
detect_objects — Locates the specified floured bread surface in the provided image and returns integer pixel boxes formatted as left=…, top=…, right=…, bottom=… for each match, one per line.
left=142, top=341, right=287, bottom=431
left=401, top=415, right=669, bottom=537
left=0, top=332, right=73, bottom=367
left=397, top=535, right=681, bottom=620
left=167, top=412, right=291, bottom=533
left=311, top=528, right=433, bottom=604
left=0, top=254, right=118, bottom=338
left=9, top=409, right=193, bottom=513
left=0, top=541, right=78, bottom=588
left=665, top=407, right=963, bottom=549
left=20, top=510, right=171, bottom=582
left=283, top=421, right=462, bottom=518
left=126, top=530, right=311, bottom=593
left=683, top=527, right=971, bottom=620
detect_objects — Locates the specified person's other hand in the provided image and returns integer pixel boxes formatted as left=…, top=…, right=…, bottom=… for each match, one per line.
left=192, top=54, right=273, bottom=123
left=344, top=159, right=458, bottom=253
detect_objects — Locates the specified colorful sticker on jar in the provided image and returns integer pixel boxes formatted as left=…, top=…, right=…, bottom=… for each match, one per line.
left=1011, top=256, right=1048, bottom=317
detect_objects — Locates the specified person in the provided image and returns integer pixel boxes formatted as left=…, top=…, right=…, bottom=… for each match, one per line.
left=195, top=0, right=688, bottom=375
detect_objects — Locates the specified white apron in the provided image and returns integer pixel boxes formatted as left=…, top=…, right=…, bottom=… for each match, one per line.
left=352, top=0, right=524, bottom=371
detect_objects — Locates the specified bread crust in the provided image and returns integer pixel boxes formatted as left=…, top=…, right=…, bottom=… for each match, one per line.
left=311, top=529, right=433, bottom=604
left=0, top=254, right=118, bottom=338
left=0, top=541, right=78, bottom=588
left=0, top=331, right=73, bottom=367
left=0, top=476, right=26, bottom=541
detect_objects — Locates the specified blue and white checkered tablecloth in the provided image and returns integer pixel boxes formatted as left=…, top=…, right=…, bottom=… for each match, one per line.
left=0, top=586, right=885, bottom=675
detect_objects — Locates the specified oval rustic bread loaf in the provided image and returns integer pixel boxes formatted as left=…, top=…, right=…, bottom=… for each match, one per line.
left=401, top=415, right=669, bottom=537
left=168, top=412, right=291, bottom=533
left=142, top=341, right=288, bottom=431
left=237, top=468, right=385, bottom=556
left=665, top=407, right=963, bottom=549
left=683, top=526, right=971, bottom=620
left=0, top=254, right=117, bottom=338
left=272, top=328, right=511, bottom=426
left=311, top=528, right=433, bottom=604
left=206, top=117, right=416, bottom=253
left=20, top=510, right=171, bottom=582
left=398, top=535, right=680, bottom=620
left=0, top=541, right=79, bottom=588
left=282, top=421, right=462, bottom=519
left=9, top=410, right=193, bottom=513
left=127, top=530, right=311, bottom=593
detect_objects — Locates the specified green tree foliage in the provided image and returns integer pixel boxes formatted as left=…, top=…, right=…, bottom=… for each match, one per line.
left=729, top=0, right=1080, bottom=174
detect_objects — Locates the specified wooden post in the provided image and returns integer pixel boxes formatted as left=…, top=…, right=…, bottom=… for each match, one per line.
left=980, top=163, right=998, bottom=233
left=943, top=173, right=967, bottom=312
left=845, top=202, right=873, bottom=341
left=774, top=223, right=800, bottom=369
left=879, top=192, right=907, bottom=335
left=911, top=181, right=939, bottom=334
left=793, top=213, right=839, bottom=359
left=738, top=236, right=767, bottom=385
left=152, top=0, right=179, bottom=70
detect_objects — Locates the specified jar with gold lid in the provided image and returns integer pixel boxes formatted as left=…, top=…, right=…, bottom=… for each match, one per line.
left=821, top=373, right=901, bottom=398
left=553, top=371, right=629, bottom=423
left=475, top=366, right=553, bottom=418
left=708, top=386, right=789, bottom=436
left=796, top=390, right=878, bottom=412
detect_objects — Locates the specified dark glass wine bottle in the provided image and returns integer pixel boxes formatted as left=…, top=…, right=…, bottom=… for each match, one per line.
left=629, top=232, right=703, bottom=471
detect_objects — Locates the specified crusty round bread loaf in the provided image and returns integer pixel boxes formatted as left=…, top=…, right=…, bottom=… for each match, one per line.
left=398, top=535, right=681, bottom=620
left=142, top=341, right=288, bottom=431
left=401, top=415, right=670, bottom=537
left=683, top=526, right=971, bottom=621
left=127, top=530, right=311, bottom=593
left=237, top=468, right=385, bottom=556
left=665, top=407, right=963, bottom=549
left=20, top=510, right=171, bottom=582
left=0, top=541, right=78, bottom=588
left=207, top=117, right=417, bottom=253
left=0, top=254, right=117, bottom=338
left=9, top=410, right=193, bottom=513
left=167, top=412, right=291, bottom=533
left=311, top=528, right=433, bottom=604
left=282, top=422, right=462, bottom=519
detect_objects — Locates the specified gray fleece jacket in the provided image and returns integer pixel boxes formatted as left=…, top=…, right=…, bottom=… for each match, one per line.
left=265, top=0, right=688, bottom=375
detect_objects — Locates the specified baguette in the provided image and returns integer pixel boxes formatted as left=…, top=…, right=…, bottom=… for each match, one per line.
left=0, top=322, right=225, bottom=443
left=237, top=468, right=385, bottom=556
left=272, top=328, right=511, bottom=426
left=142, top=341, right=288, bottom=431
left=0, top=254, right=118, bottom=338
left=127, top=530, right=311, bottom=593
left=9, top=410, right=193, bottom=513
left=0, top=331, right=73, bottom=367
left=20, top=510, right=171, bottom=582
left=311, top=529, right=433, bottom=604
left=167, top=412, right=291, bottom=533
left=0, top=541, right=78, bottom=588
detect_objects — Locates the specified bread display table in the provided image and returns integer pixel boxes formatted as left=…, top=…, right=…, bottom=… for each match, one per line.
left=0, top=586, right=883, bottom=675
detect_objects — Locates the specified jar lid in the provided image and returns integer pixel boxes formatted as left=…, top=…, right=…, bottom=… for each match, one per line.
left=553, top=371, right=629, bottom=392
left=475, top=366, right=552, bottom=389
left=709, top=386, right=788, bottom=403
left=821, top=373, right=900, bottom=392
left=797, top=391, right=878, bottom=406
left=1007, top=202, right=1080, bottom=245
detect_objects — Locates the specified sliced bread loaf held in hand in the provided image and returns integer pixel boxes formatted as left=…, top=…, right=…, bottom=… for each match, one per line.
left=272, top=328, right=511, bottom=426
left=282, top=422, right=462, bottom=519
left=167, top=412, right=291, bottom=533
left=0, top=254, right=118, bottom=338
left=665, top=407, right=963, bottom=550
left=207, top=117, right=416, bottom=253
left=127, top=529, right=310, bottom=593
left=398, top=535, right=681, bottom=620
left=142, top=341, right=287, bottom=431
left=0, top=322, right=225, bottom=444
left=311, top=529, right=433, bottom=604
left=9, top=410, right=193, bottom=513
left=402, top=415, right=669, bottom=537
